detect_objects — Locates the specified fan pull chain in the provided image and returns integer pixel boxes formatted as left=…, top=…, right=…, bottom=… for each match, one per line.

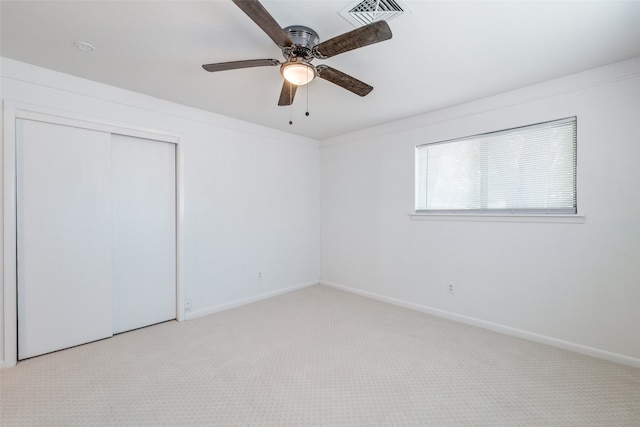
left=289, top=82, right=293, bottom=125
left=306, top=67, right=310, bottom=117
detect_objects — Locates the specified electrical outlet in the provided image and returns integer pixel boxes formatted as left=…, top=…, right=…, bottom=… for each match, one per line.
left=257, top=272, right=262, bottom=280
left=185, top=299, right=192, bottom=310
left=447, top=283, right=455, bottom=294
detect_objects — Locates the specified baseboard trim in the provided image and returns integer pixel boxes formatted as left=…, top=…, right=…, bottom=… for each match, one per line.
left=321, top=281, right=640, bottom=369
left=184, top=281, right=319, bottom=321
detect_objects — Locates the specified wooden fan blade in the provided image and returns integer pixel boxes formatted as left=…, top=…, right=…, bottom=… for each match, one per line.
left=278, top=80, right=298, bottom=106
left=312, top=20, right=392, bottom=59
left=232, top=0, right=293, bottom=48
left=316, top=65, right=373, bottom=97
left=202, top=59, right=280, bottom=72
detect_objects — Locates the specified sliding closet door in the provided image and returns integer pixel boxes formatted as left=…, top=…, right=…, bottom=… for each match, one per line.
left=16, top=119, right=113, bottom=360
left=111, top=134, right=176, bottom=334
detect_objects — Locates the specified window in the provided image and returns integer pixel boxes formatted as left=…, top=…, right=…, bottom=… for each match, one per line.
left=415, top=117, right=577, bottom=214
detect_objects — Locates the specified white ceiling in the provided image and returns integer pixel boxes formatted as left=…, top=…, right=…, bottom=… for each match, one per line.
left=2, top=1, right=640, bottom=140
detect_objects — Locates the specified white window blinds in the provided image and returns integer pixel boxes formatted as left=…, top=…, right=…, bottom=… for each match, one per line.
left=415, top=117, right=577, bottom=214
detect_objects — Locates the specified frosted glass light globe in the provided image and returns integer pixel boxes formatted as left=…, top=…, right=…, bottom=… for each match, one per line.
left=281, top=61, right=316, bottom=85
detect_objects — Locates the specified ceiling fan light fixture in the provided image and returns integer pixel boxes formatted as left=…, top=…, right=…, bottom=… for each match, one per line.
left=281, top=60, right=316, bottom=86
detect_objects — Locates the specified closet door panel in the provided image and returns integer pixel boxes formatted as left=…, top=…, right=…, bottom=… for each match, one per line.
left=111, top=134, right=176, bottom=334
left=17, top=119, right=113, bottom=360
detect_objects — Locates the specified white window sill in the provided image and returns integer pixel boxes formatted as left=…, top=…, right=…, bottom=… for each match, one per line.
left=409, top=213, right=586, bottom=224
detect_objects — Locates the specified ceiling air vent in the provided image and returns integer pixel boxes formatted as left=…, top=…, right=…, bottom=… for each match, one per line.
left=339, top=0, right=408, bottom=28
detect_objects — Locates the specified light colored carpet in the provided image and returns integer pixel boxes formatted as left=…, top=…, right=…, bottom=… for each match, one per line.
left=1, top=284, right=639, bottom=426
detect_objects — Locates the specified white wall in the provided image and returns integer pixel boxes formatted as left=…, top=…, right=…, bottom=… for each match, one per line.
left=1, top=58, right=320, bottom=366
left=320, top=57, right=640, bottom=366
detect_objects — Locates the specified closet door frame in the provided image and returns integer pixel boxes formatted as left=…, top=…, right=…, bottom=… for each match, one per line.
left=2, top=102, right=185, bottom=368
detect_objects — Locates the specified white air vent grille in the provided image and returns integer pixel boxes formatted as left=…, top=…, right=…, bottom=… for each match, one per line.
left=339, top=0, right=408, bottom=27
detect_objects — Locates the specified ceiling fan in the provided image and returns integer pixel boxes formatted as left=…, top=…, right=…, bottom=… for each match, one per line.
left=202, top=0, right=393, bottom=106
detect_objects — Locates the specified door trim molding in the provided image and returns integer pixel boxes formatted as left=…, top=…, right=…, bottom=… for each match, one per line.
left=3, top=101, right=185, bottom=368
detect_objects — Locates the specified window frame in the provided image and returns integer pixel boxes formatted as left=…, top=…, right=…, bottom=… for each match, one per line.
left=414, top=117, right=579, bottom=220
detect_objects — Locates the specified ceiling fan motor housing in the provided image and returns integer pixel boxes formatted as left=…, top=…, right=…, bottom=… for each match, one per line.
left=283, top=26, right=319, bottom=60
